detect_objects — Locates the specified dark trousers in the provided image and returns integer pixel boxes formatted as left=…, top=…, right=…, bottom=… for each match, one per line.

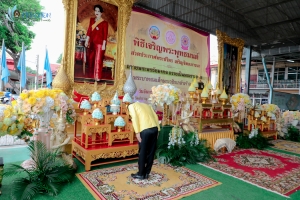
left=138, top=127, right=158, bottom=176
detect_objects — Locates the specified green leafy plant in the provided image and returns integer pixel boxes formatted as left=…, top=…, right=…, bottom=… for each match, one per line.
left=16, top=129, right=33, bottom=142
left=4, top=141, right=75, bottom=200
left=286, top=126, right=300, bottom=142
left=236, top=132, right=273, bottom=150
left=156, top=131, right=214, bottom=166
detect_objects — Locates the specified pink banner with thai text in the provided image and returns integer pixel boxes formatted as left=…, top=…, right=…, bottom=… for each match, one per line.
left=125, top=7, right=210, bottom=102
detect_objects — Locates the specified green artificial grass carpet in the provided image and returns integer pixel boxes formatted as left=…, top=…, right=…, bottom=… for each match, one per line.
left=1, top=146, right=300, bottom=200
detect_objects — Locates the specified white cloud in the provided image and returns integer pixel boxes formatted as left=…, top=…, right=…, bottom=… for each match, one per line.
left=26, top=0, right=65, bottom=73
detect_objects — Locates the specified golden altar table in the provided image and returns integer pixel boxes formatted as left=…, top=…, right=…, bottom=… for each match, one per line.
left=199, top=130, right=235, bottom=148
left=197, top=118, right=235, bottom=148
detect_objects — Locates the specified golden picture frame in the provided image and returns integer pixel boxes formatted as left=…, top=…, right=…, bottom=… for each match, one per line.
left=216, top=30, right=244, bottom=95
left=58, top=0, right=135, bottom=98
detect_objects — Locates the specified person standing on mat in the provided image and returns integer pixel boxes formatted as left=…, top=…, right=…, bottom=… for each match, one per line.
left=128, top=102, right=160, bottom=180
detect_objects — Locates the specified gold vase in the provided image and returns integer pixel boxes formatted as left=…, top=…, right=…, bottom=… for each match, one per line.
left=162, top=103, right=170, bottom=126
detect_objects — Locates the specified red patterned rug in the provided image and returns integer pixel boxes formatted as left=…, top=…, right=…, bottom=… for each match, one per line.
left=77, top=161, right=221, bottom=199
left=201, top=149, right=300, bottom=197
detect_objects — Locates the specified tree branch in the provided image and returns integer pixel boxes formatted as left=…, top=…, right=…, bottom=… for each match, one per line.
left=6, top=48, right=17, bottom=60
left=3, top=16, right=20, bottom=49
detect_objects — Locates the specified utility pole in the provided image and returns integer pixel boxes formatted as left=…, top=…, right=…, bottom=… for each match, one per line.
left=35, top=55, right=39, bottom=90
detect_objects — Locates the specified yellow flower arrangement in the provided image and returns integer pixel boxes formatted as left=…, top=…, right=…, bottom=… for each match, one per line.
left=0, top=104, right=24, bottom=137
left=16, top=88, right=76, bottom=124
left=230, top=93, right=252, bottom=111
left=261, top=104, right=280, bottom=117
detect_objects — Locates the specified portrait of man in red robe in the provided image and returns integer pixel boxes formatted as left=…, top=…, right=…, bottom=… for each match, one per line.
left=75, top=0, right=118, bottom=84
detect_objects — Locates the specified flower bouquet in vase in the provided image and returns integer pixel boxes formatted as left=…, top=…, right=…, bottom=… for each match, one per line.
left=16, top=89, right=76, bottom=148
left=282, top=110, right=300, bottom=126
left=230, top=93, right=252, bottom=123
left=261, top=104, right=280, bottom=118
left=149, top=84, right=181, bottom=126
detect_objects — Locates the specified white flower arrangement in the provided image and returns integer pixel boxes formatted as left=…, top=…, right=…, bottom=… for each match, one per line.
left=190, top=132, right=199, bottom=146
left=249, top=125, right=259, bottom=139
left=168, top=127, right=185, bottom=148
left=230, top=93, right=252, bottom=112
left=149, top=84, right=181, bottom=106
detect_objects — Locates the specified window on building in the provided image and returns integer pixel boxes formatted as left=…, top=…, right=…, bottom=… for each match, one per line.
left=278, top=73, right=285, bottom=80
left=278, top=68, right=285, bottom=72
left=288, top=73, right=297, bottom=81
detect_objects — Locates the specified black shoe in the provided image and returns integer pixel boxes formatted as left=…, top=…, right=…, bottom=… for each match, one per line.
left=131, top=173, right=145, bottom=180
left=145, top=173, right=150, bottom=179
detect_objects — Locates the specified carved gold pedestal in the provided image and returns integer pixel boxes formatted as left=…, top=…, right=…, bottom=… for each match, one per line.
left=72, top=140, right=138, bottom=171
left=82, top=124, right=111, bottom=149
left=108, top=130, right=133, bottom=146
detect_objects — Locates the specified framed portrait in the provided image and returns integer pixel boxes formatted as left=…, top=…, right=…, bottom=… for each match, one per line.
left=216, top=30, right=244, bottom=95
left=60, top=0, right=134, bottom=97
left=75, top=1, right=118, bottom=84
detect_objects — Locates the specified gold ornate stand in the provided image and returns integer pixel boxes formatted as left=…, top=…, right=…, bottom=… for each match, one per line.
left=72, top=140, right=138, bottom=171
left=197, top=118, right=235, bottom=148
left=72, top=98, right=138, bottom=171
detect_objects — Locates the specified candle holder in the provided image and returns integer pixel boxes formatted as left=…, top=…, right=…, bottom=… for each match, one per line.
left=83, top=109, right=89, bottom=115
left=201, top=97, right=208, bottom=104
left=188, top=91, right=195, bottom=99
left=220, top=98, right=227, bottom=105
left=94, top=119, right=102, bottom=125
left=93, top=101, right=99, bottom=108
left=117, top=126, right=124, bottom=132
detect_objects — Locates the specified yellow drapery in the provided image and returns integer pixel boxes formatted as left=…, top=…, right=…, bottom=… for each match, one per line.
left=198, top=130, right=235, bottom=148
